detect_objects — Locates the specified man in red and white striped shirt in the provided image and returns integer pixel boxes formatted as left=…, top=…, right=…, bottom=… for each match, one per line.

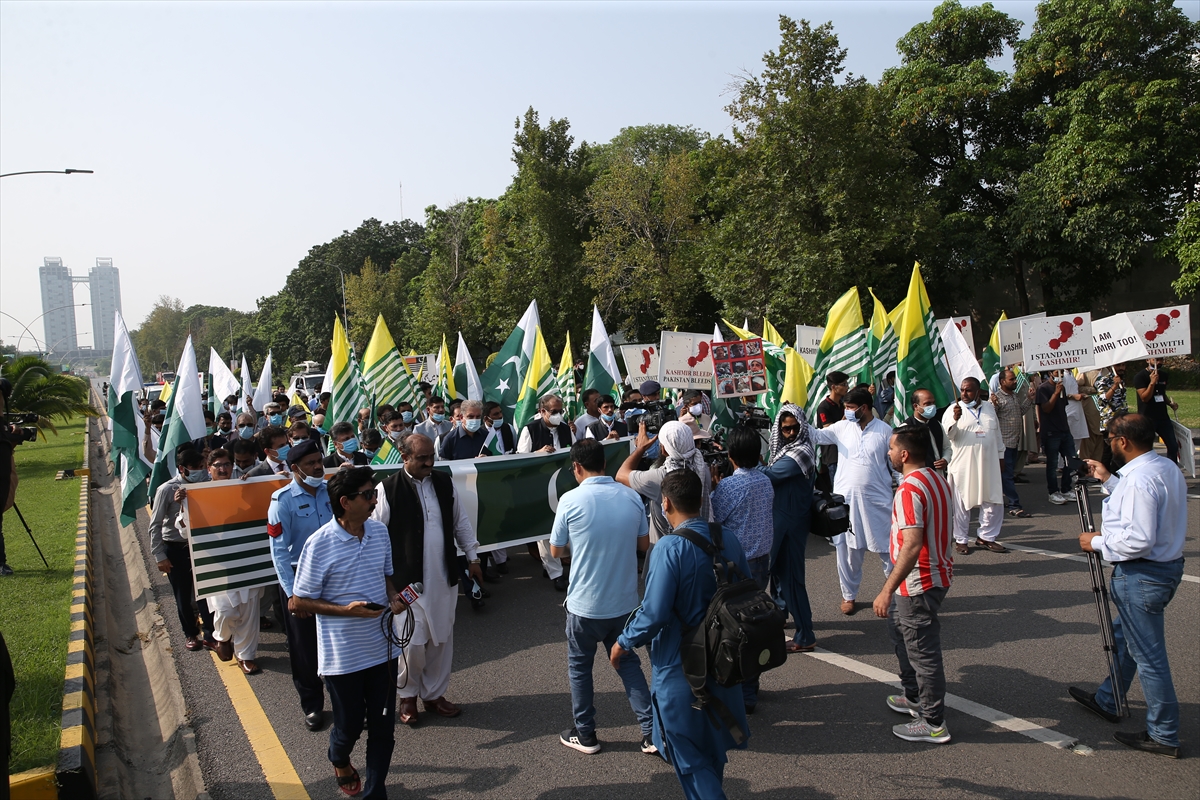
left=873, top=425, right=954, bottom=745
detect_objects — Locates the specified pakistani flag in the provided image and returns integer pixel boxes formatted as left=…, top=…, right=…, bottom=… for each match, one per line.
left=513, top=326, right=556, bottom=429
left=583, top=305, right=622, bottom=397
left=363, top=315, right=419, bottom=409
left=481, top=426, right=506, bottom=456
left=982, top=312, right=1007, bottom=380
left=894, top=264, right=954, bottom=415
left=480, top=300, right=541, bottom=424
left=804, top=287, right=869, bottom=422
left=867, top=289, right=899, bottom=385
left=108, top=312, right=154, bottom=526
left=328, top=316, right=368, bottom=428
left=149, top=336, right=207, bottom=504
left=238, top=354, right=253, bottom=414
left=252, top=351, right=274, bottom=415
left=435, top=334, right=457, bottom=402
left=454, top=333, right=484, bottom=401
left=208, top=348, right=240, bottom=413
left=556, top=332, right=581, bottom=419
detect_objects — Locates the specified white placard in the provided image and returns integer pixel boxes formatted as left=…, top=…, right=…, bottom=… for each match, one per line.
left=1021, top=313, right=1094, bottom=373
left=942, top=318, right=986, bottom=387
left=937, top=317, right=975, bottom=356
left=1080, top=313, right=1149, bottom=370
left=620, top=344, right=659, bottom=386
left=1126, top=305, right=1191, bottom=359
left=997, top=312, right=1046, bottom=367
left=658, top=332, right=715, bottom=389
left=794, top=325, right=824, bottom=367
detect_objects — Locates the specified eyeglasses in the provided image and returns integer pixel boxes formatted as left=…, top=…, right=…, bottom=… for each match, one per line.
left=211, top=463, right=233, bottom=471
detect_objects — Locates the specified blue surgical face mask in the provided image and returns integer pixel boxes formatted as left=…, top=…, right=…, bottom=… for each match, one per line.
left=274, top=444, right=291, bottom=463
left=341, top=437, right=359, bottom=454
left=269, top=414, right=283, bottom=426
left=920, top=404, right=937, bottom=419
left=844, top=408, right=858, bottom=422
left=302, top=473, right=324, bottom=489
left=432, top=412, right=446, bottom=422
left=184, top=469, right=209, bottom=484
left=601, top=412, right=615, bottom=423
left=401, top=411, right=414, bottom=423
left=362, top=449, right=376, bottom=459
left=465, top=418, right=483, bottom=432
left=964, top=398, right=979, bottom=409
left=238, top=425, right=254, bottom=439
left=206, top=425, right=215, bottom=436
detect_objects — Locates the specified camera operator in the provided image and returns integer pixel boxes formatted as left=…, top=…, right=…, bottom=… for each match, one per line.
left=1069, top=413, right=1187, bottom=758
left=616, top=420, right=711, bottom=543
left=0, top=379, right=16, bottom=576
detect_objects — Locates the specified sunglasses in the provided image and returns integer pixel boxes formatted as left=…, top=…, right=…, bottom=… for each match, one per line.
left=344, top=490, right=377, bottom=501
left=780, top=425, right=800, bottom=433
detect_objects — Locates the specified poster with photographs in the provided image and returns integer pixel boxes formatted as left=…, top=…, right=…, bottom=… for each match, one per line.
left=711, top=337, right=768, bottom=398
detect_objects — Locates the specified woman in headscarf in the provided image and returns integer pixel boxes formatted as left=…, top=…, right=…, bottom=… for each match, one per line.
left=760, top=402, right=817, bottom=652
left=617, top=420, right=712, bottom=543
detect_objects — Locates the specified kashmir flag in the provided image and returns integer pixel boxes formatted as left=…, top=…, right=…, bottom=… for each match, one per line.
left=328, top=316, right=367, bottom=428
left=762, top=319, right=787, bottom=348
left=454, top=333, right=484, bottom=401
left=108, top=311, right=154, bottom=526
left=910, top=263, right=954, bottom=395
left=362, top=315, right=415, bottom=408
left=867, top=289, right=899, bottom=385
left=721, top=318, right=755, bottom=341
left=159, top=379, right=174, bottom=405
left=252, top=352, right=274, bottom=414
left=513, top=326, right=556, bottom=428
left=238, top=355, right=253, bottom=414
left=583, top=306, right=623, bottom=398
left=149, top=336, right=207, bottom=503
left=208, top=348, right=240, bottom=412
left=982, top=312, right=1007, bottom=380
left=370, top=438, right=404, bottom=465
left=894, top=264, right=954, bottom=414
left=804, top=288, right=869, bottom=421
left=556, top=332, right=582, bottom=419
left=480, top=300, right=541, bottom=424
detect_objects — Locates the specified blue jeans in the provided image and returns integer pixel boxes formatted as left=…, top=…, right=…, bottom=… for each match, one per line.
left=566, top=612, right=652, bottom=737
left=1094, top=559, right=1184, bottom=747
left=1042, top=433, right=1076, bottom=494
left=325, top=658, right=397, bottom=800
left=1001, top=447, right=1022, bottom=508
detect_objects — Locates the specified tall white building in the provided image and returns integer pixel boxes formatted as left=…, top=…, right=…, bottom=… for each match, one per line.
left=89, top=259, right=122, bottom=353
left=39, top=257, right=77, bottom=353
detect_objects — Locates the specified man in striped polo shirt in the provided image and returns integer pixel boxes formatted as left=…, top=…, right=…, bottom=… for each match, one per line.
left=873, top=425, right=954, bottom=745
left=292, top=467, right=403, bottom=800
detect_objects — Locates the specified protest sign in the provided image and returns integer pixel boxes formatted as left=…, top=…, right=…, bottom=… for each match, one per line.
left=793, top=325, right=824, bottom=367
left=658, top=331, right=714, bottom=389
left=404, top=353, right=437, bottom=382
left=1127, top=305, right=1191, bottom=359
left=941, top=318, right=985, bottom=387
left=1080, top=313, right=1148, bottom=369
left=937, top=317, right=975, bottom=356
left=620, top=344, right=658, bottom=387
left=997, top=312, right=1046, bottom=367
left=183, top=440, right=634, bottom=599
left=711, top=337, right=768, bottom=398
left=1021, top=313, right=1094, bottom=373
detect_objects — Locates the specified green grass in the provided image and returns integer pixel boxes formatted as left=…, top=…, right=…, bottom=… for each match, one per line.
left=1173, top=389, right=1200, bottom=429
left=0, top=417, right=86, bottom=774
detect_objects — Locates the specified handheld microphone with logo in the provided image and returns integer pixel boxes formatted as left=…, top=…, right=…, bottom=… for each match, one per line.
left=398, top=581, right=423, bottom=606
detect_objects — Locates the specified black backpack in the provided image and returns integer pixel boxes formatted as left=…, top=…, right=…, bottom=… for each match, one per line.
left=671, top=524, right=787, bottom=744
left=810, top=488, right=851, bottom=538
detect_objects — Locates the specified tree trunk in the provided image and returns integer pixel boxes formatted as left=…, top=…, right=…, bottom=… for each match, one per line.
left=1013, top=259, right=1031, bottom=315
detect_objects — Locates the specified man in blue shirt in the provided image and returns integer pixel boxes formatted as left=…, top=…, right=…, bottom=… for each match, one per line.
left=439, top=399, right=490, bottom=460
left=1071, top=413, right=1188, bottom=759
left=549, top=440, right=653, bottom=755
left=612, top=470, right=750, bottom=800
left=292, top=467, right=403, bottom=800
left=267, top=439, right=334, bottom=731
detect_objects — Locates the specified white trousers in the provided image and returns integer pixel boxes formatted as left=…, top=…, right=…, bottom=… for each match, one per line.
left=397, top=637, right=453, bottom=700
left=538, top=539, right=564, bottom=579
left=835, top=539, right=893, bottom=601
left=210, top=589, right=263, bottom=661
left=953, top=497, right=1003, bottom=544
left=490, top=547, right=508, bottom=565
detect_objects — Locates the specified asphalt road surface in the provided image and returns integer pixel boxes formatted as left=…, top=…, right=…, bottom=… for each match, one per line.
left=134, top=462, right=1200, bottom=800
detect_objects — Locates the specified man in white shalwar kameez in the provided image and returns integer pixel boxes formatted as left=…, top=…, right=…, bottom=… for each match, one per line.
left=943, top=377, right=1009, bottom=555
left=372, top=434, right=482, bottom=726
left=809, top=388, right=895, bottom=615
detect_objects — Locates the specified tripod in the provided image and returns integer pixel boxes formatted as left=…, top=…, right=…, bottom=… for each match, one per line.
left=10, top=503, right=50, bottom=569
left=1074, top=482, right=1128, bottom=718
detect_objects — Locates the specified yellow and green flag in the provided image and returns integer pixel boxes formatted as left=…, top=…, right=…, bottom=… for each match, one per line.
left=982, top=312, right=1007, bottom=380
left=513, top=326, right=556, bottom=429
left=328, top=316, right=367, bottom=429
left=555, top=331, right=581, bottom=419
left=804, top=287, right=868, bottom=421
left=435, top=334, right=457, bottom=402
left=894, top=264, right=954, bottom=413
left=363, top=315, right=421, bottom=409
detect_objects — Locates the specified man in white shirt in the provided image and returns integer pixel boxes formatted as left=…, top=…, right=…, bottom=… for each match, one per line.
left=1070, top=413, right=1187, bottom=759
left=810, top=387, right=895, bottom=615
left=572, top=388, right=601, bottom=442
left=943, top=377, right=1008, bottom=555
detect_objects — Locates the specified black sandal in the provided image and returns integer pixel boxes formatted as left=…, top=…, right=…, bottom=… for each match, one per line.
left=1007, top=508, right=1032, bottom=518
left=335, top=765, right=361, bottom=796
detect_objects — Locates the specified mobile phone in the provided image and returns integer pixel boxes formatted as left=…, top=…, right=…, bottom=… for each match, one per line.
left=364, top=602, right=385, bottom=611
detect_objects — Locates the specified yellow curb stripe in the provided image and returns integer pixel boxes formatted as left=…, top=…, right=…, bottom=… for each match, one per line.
left=209, top=652, right=310, bottom=800
left=7, top=766, right=58, bottom=800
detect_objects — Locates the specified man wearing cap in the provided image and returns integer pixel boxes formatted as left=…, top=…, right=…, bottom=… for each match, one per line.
left=267, top=439, right=335, bottom=731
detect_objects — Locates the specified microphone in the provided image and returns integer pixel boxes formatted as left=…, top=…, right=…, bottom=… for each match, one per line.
left=397, top=581, right=423, bottom=605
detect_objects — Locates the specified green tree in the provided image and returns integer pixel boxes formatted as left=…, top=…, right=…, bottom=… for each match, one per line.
left=131, top=296, right=187, bottom=377
left=1168, top=201, right=1200, bottom=298
left=1011, top=0, right=1200, bottom=312
left=704, top=16, right=931, bottom=327
left=2, top=355, right=99, bottom=437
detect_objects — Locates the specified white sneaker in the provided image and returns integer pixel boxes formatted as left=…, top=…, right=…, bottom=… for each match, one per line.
left=886, top=695, right=919, bottom=717
left=1048, top=492, right=1067, bottom=505
left=893, top=718, right=952, bottom=744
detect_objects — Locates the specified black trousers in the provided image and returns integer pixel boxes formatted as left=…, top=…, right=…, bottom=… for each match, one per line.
left=164, top=542, right=214, bottom=639
left=0, top=442, right=12, bottom=566
left=1149, top=414, right=1180, bottom=463
left=279, top=584, right=324, bottom=714
left=326, top=659, right=397, bottom=800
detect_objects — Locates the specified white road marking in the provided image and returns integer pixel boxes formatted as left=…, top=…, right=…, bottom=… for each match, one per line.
left=1002, top=542, right=1200, bottom=585
left=804, top=648, right=1079, bottom=750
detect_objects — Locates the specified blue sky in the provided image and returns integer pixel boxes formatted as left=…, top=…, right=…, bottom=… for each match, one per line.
left=0, top=1, right=1190, bottom=349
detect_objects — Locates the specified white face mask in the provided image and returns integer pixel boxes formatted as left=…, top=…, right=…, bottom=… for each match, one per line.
left=546, top=413, right=563, bottom=427
left=302, top=474, right=324, bottom=489
left=689, top=403, right=703, bottom=416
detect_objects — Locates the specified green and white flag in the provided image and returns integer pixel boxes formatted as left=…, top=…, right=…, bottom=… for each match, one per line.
left=481, top=300, right=541, bottom=424
left=556, top=331, right=581, bottom=419
left=328, top=316, right=368, bottom=428
left=238, top=354, right=253, bottom=414
left=252, top=352, right=274, bottom=415
left=107, top=311, right=153, bottom=526
left=583, top=305, right=622, bottom=397
left=481, top=427, right=505, bottom=456
left=149, top=336, right=207, bottom=504
left=513, top=326, right=556, bottom=429
left=454, top=332, right=484, bottom=401
left=208, top=347, right=240, bottom=412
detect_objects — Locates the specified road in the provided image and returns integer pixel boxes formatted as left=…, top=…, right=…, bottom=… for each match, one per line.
left=125, top=459, right=1199, bottom=800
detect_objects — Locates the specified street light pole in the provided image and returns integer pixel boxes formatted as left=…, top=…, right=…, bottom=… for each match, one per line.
left=0, top=303, right=90, bottom=352
left=0, top=168, right=94, bottom=178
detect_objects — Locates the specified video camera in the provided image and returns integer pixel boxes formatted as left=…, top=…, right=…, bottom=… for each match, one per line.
left=696, top=436, right=733, bottom=480
left=740, top=406, right=771, bottom=430
left=2, top=413, right=39, bottom=445
left=626, top=400, right=677, bottom=435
